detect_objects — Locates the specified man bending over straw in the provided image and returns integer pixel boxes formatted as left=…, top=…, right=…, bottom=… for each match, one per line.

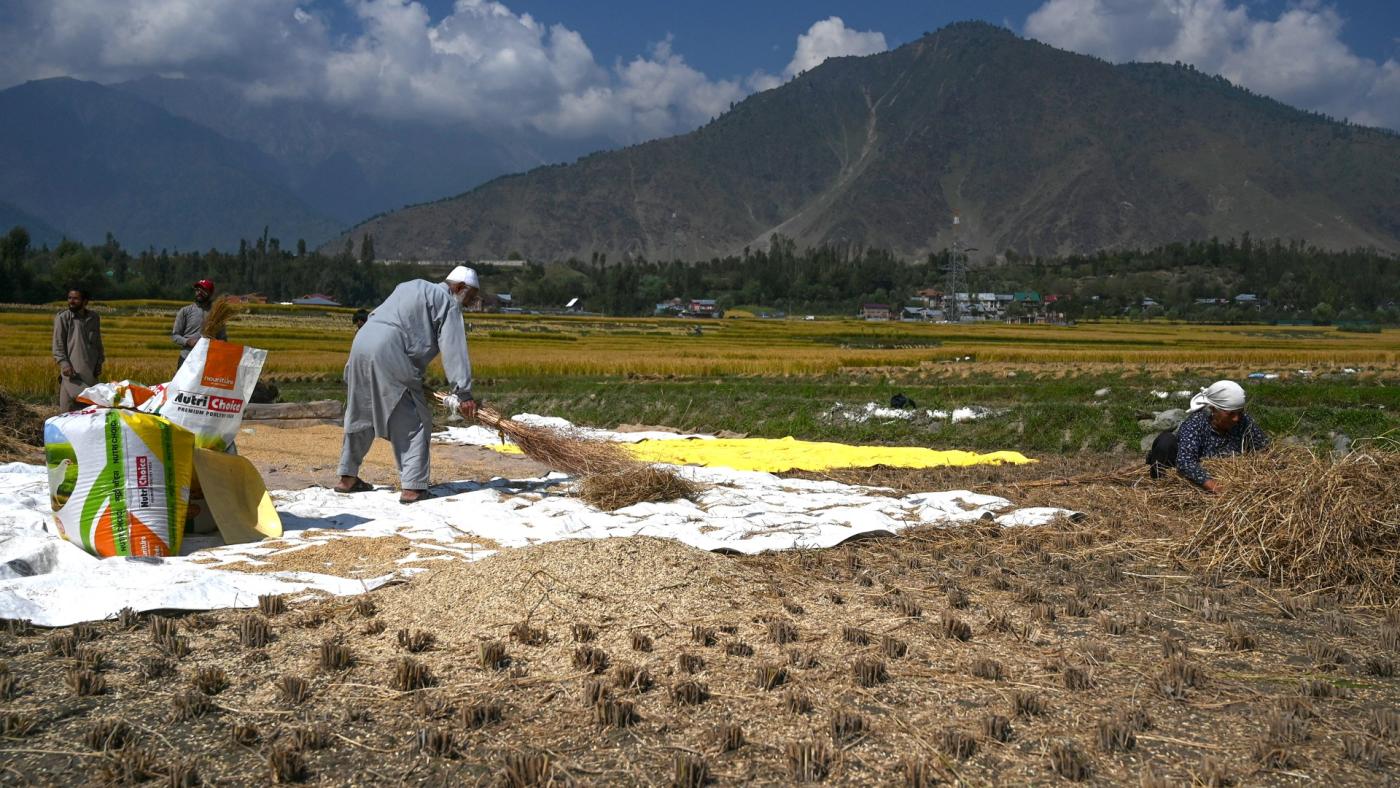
left=336, top=266, right=481, bottom=504
left=1146, top=380, right=1269, bottom=492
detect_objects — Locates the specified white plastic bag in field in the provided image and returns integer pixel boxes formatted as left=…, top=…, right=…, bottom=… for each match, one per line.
left=148, top=338, right=267, bottom=451
left=44, top=409, right=195, bottom=558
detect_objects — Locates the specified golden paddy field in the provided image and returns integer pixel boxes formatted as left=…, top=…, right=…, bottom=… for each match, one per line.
left=1, top=301, right=1396, bottom=398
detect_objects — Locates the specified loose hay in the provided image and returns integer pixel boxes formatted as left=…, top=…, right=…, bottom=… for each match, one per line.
left=576, top=465, right=699, bottom=511
left=6, top=448, right=1400, bottom=785
left=1184, top=449, right=1400, bottom=602
left=233, top=535, right=421, bottom=577
left=378, top=537, right=773, bottom=647
left=0, top=388, right=47, bottom=463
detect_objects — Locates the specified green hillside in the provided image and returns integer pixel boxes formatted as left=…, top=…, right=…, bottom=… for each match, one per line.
left=342, top=22, right=1400, bottom=261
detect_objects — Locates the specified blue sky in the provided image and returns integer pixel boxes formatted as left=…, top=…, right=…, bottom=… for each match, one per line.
left=2, top=0, right=1397, bottom=136
left=411, top=0, right=1400, bottom=80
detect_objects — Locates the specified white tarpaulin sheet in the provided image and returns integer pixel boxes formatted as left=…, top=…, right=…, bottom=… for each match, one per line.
left=1, top=457, right=1078, bottom=626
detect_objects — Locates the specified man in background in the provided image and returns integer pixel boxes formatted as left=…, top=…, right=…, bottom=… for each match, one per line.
left=352, top=309, right=370, bottom=331
left=52, top=287, right=104, bottom=411
left=335, top=266, right=480, bottom=504
left=171, top=279, right=225, bottom=371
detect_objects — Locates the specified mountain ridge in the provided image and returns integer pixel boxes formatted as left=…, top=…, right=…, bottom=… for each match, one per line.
left=0, top=77, right=340, bottom=251
left=339, top=22, right=1400, bottom=261
left=0, top=198, right=65, bottom=247
left=114, top=76, right=603, bottom=226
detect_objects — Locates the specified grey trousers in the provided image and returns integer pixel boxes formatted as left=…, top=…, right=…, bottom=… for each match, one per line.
left=338, top=393, right=431, bottom=489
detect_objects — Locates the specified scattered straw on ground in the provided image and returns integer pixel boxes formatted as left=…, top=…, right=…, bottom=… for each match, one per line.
left=379, top=536, right=772, bottom=639
left=211, top=534, right=425, bottom=577
left=802, top=448, right=1400, bottom=604
left=0, top=388, right=49, bottom=463
left=7, top=514, right=1399, bottom=785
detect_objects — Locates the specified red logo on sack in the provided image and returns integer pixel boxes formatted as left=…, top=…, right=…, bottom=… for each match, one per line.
left=208, top=395, right=244, bottom=414
left=135, top=456, right=150, bottom=487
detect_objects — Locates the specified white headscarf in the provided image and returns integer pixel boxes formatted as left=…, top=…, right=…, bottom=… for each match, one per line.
left=1189, top=380, right=1246, bottom=413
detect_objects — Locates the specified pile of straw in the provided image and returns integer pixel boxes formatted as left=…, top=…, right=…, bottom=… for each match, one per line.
left=577, top=465, right=702, bottom=511
left=1183, top=447, right=1400, bottom=602
left=201, top=296, right=240, bottom=339
left=469, top=404, right=699, bottom=510
left=0, top=388, right=48, bottom=463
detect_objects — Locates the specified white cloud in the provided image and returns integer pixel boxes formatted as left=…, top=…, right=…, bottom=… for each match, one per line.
left=784, top=16, right=888, bottom=77
left=0, top=0, right=890, bottom=144
left=541, top=37, right=745, bottom=140
left=0, top=0, right=328, bottom=85
left=744, top=16, right=888, bottom=93
left=1024, top=0, right=1400, bottom=130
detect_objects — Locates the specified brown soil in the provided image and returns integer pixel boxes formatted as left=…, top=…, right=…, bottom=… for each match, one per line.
left=3, top=515, right=1396, bottom=785
left=235, top=422, right=547, bottom=490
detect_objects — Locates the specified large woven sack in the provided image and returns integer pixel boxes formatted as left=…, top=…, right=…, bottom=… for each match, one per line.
left=44, top=409, right=194, bottom=557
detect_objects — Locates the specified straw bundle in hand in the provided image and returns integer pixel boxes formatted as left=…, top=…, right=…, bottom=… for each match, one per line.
left=1183, top=447, right=1399, bottom=602
left=451, top=400, right=699, bottom=510
left=473, top=405, right=633, bottom=477
left=201, top=296, right=240, bottom=339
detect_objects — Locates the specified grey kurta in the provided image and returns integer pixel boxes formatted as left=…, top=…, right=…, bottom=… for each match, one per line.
left=340, top=280, right=471, bottom=488
left=172, top=303, right=226, bottom=365
left=52, top=308, right=104, bottom=410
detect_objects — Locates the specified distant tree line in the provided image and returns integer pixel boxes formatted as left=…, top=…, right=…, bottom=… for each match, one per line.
left=0, top=227, right=420, bottom=307
left=1, top=225, right=1396, bottom=324
left=501, top=234, right=1398, bottom=323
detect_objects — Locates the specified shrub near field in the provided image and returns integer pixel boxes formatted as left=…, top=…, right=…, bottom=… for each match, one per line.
left=2, top=306, right=1396, bottom=451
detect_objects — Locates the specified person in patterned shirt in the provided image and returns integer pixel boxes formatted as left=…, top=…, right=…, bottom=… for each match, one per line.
left=1146, top=380, right=1269, bottom=493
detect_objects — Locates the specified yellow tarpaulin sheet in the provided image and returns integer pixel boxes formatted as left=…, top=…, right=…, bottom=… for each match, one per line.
left=491, top=437, right=1032, bottom=473
left=192, top=449, right=284, bottom=544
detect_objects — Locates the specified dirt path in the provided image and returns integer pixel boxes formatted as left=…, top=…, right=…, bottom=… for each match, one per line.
left=235, top=422, right=548, bottom=491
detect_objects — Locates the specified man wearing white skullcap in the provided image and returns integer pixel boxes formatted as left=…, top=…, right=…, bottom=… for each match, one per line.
left=335, top=268, right=481, bottom=503
left=1146, top=380, right=1268, bottom=492
left=446, top=265, right=479, bottom=289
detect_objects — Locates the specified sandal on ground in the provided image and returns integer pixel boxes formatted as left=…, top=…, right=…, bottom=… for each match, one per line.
left=334, top=479, right=374, bottom=494
left=398, top=490, right=434, bottom=505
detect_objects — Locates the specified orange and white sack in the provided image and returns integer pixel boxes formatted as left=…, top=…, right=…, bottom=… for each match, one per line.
left=77, top=380, right=158, bottom=410
left=44, top=409, right=194, bottom=558
left=145, top=338, right=266, bottom=451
